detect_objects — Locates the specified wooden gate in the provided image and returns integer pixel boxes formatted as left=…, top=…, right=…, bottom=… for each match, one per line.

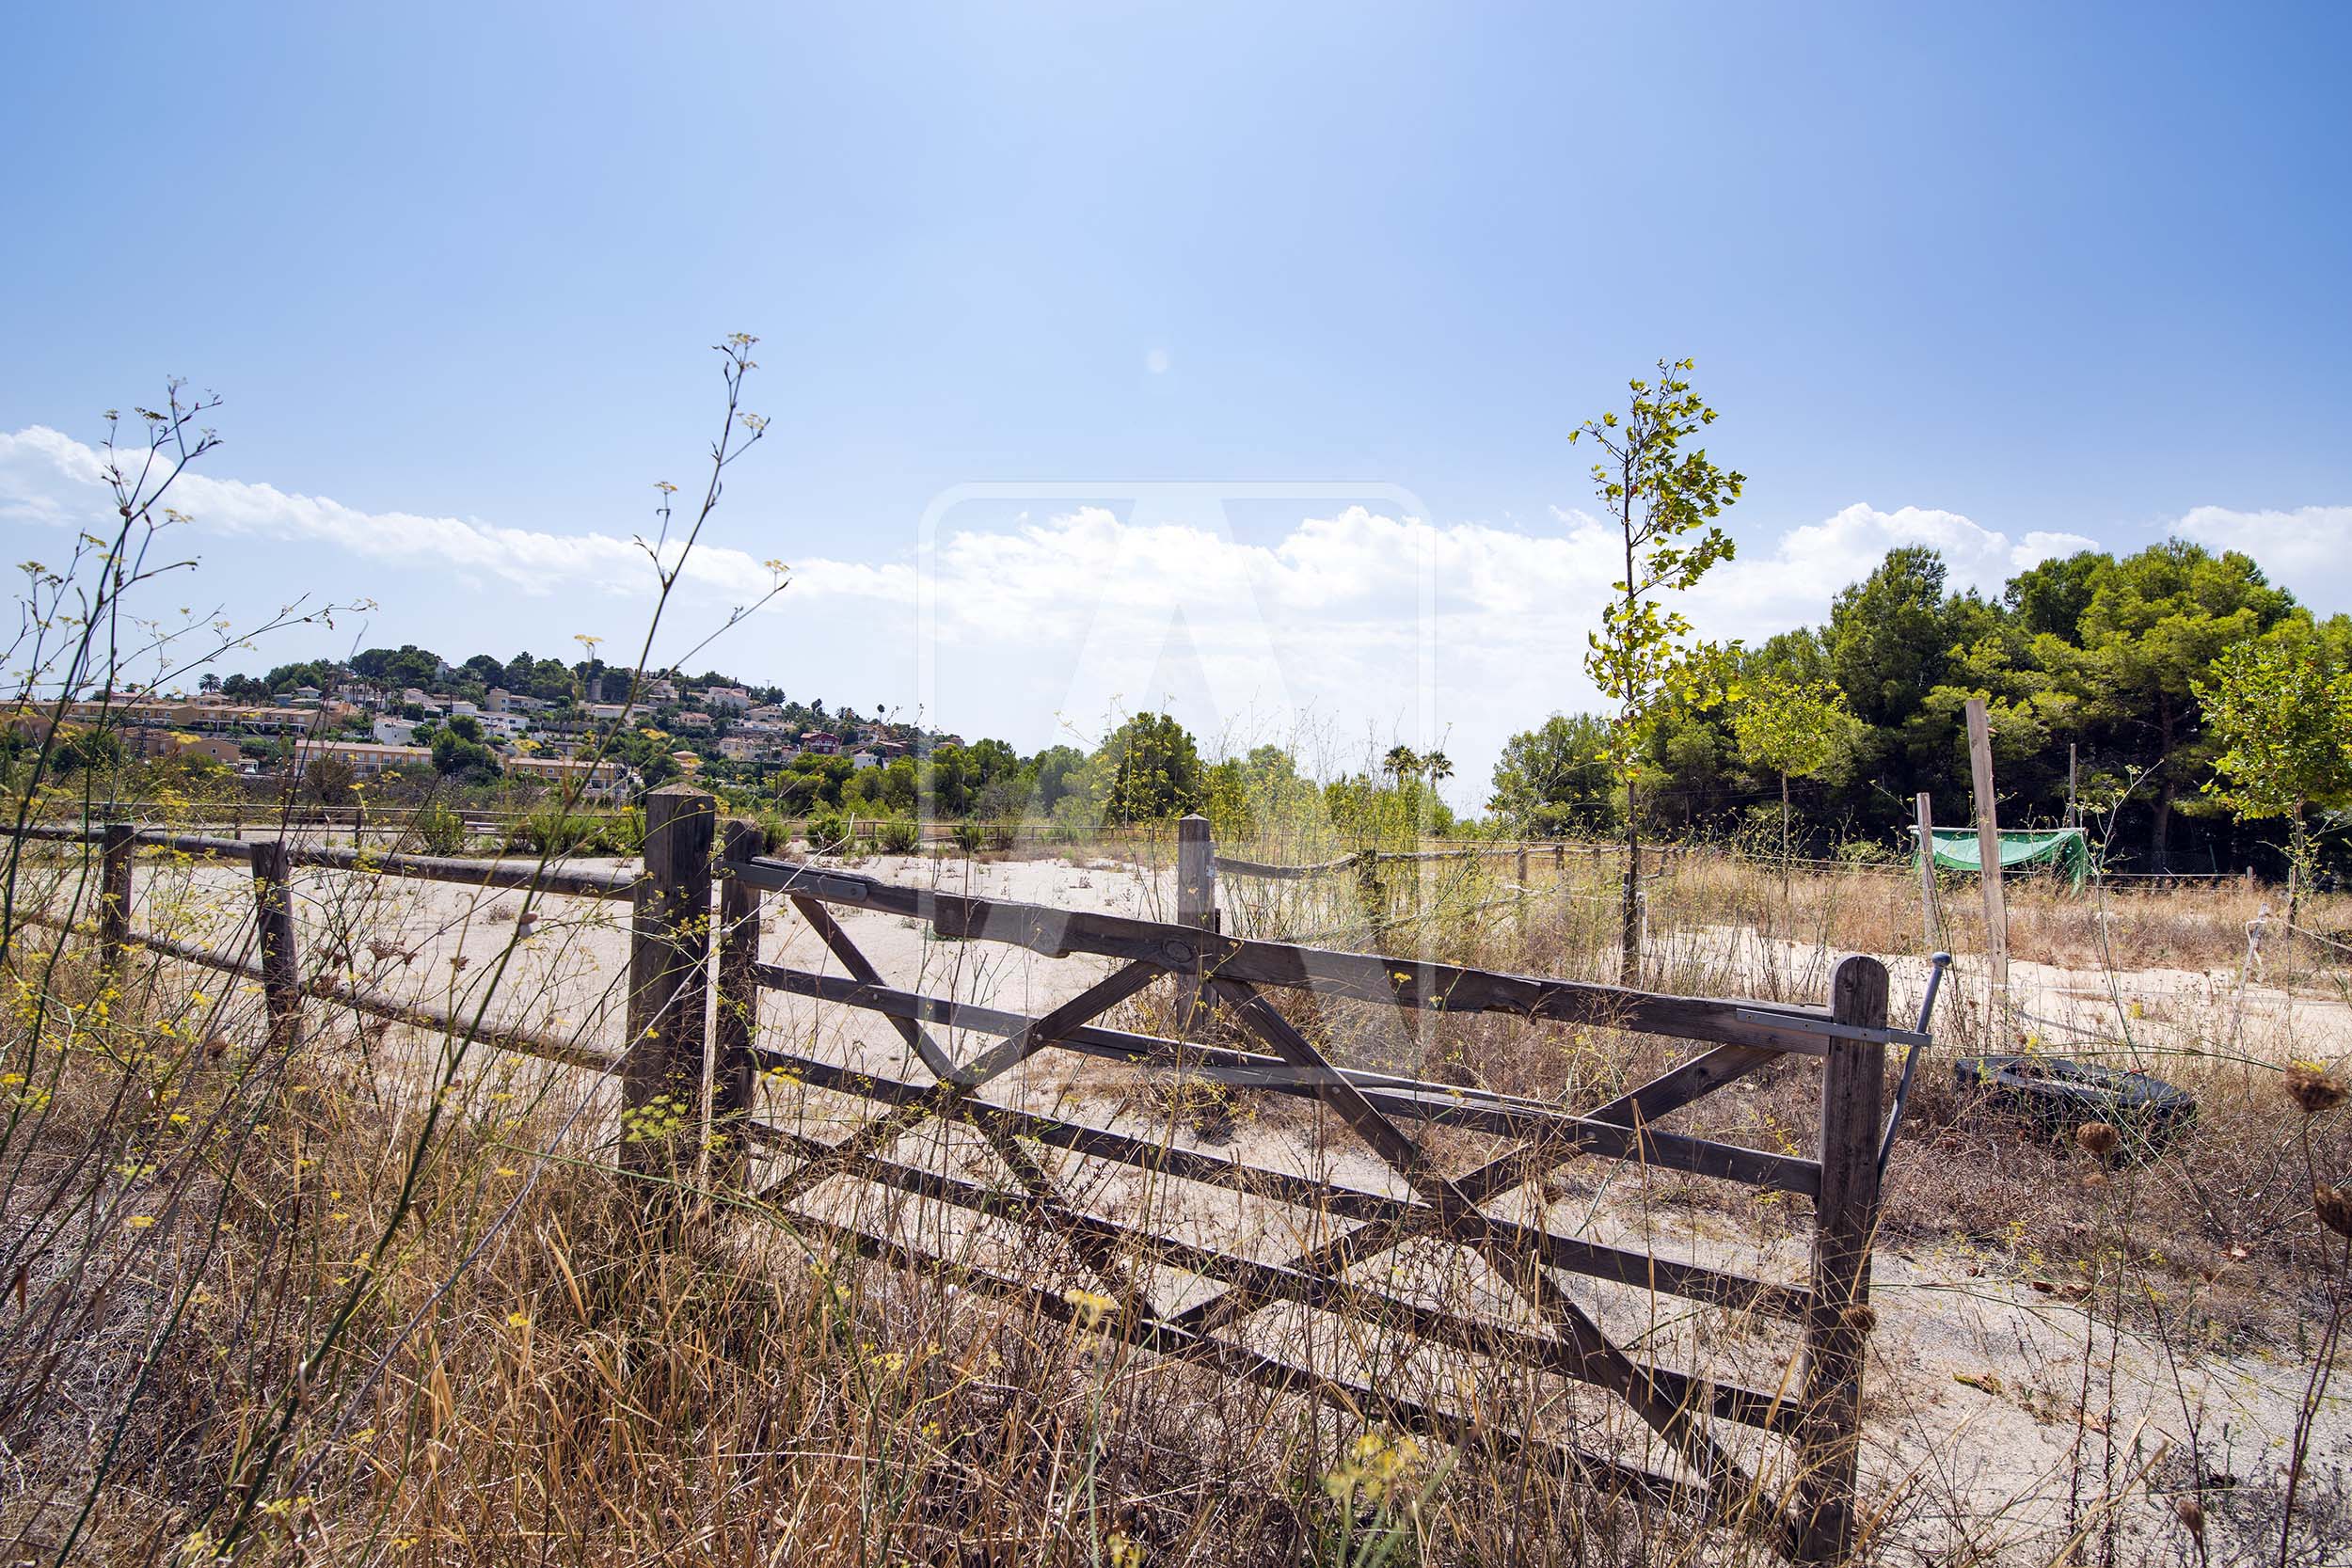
left=700, top=816, right=1914, bottom=1563
left=22, top=798, right=1913, bottom=1561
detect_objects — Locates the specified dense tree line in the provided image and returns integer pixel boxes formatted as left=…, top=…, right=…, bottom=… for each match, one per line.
left=1491, top=540, right=2352, bottom=875
left=758, top=713, right=1457, bottom=846
left=158, top=544, right=2352, bottom=879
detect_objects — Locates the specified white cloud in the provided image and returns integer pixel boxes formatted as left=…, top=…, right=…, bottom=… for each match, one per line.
left=1714, top=504, right=2099, bottom=625
left=2175, top=505, right=2352, bottom=611
left=3, top=422, right=2335, bottom=805
left=0, top=425, right=894, bottom=605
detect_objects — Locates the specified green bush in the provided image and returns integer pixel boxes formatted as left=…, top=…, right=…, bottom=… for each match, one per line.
left=877, top=816, right=920, bottom=854
left=807, top=811, right=850, bottom=854
left=950, top=818, right=984, bottom=853
left=499, top=807, right=643, bottom=857
left=413, top=801, right=469, bottom=856
left=505, top=810, right=593, bottom=856
left=600, top=806, right=645, bottom=856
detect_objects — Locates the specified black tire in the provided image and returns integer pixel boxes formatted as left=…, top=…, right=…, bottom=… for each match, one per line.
left=1953, top=1053, right=2197, bottom=1154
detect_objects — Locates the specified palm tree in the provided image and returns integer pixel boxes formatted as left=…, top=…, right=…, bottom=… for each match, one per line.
left=1381, top=744, right=1421, bottom=784
left=1422, top=751, right=1454, bottom=785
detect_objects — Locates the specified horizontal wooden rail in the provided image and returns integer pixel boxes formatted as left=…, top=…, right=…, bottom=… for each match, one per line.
left=70, top=801, right=556, bottom=825
left=20, top=822, right=638, bottom=898
left=729, top=855, right=1842, bottom=1057
left=757, top=963, right=1548, bottom=1110
left=754, top=1179, right=1700, bottom=1511
left=293, top=843, right=639, bottom=898
left=1210, top=853, right=1355, bottom=880
left=12, top=908, right=618, bottom=1070
left=750, top=1041, right=1810, bottom=1315
left=752, top=1117, right=1802, bottom=1433
left=755, top=964, right=1816, bottom=1196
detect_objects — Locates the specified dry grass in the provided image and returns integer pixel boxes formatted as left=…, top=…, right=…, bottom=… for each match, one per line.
left=3, top=829, right=2350, bottom=1565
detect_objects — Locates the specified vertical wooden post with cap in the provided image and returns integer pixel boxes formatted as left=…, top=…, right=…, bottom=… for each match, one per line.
left=623, top=784, right=715, bottom=1181
left=1173, top=814, right=1216, bottom=1035
left=1354, top=847, right=1385, bottom=938
left=1791, top=953, right=1890, bottom=1563
left=1964, top=697, right=2010, bottom=1034
left=711, top=816, right=763, bottom=1186
left=1914, top=791, right=1938, bottom=952
left=248, top=838, right=302, bottom=1051
left=99, top=822, right=135, bottom=978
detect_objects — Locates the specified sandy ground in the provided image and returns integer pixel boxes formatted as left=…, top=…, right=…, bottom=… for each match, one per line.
left=76, top=845, right=2352, bottom=1559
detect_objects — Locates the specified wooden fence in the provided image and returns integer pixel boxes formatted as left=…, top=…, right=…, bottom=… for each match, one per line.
left=11, top=793, right=1928, bottom=1563
left=715, top=812, right=1923, bottom=1562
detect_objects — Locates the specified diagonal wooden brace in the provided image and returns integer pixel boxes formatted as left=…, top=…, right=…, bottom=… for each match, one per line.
left=781, top=893, right=1160, bottom=1318
left=758, top=897, right=1160, bottom=1255
left=1183, top=1039, right=1790, bottom=1336
left=1207, top=978, right=1760, bottom=1509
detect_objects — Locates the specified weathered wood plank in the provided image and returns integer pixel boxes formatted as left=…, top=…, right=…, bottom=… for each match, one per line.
left=98, top=822, right=134, bottom=975
left=768, top=1196, right=1702, bottom=1512
left=1213, top=977, right=1756, bottom=1502
left=1183, top=1037, right=1804, bottom=1344
left=755, top=963, right=1819, bottom=1196
left=1210, top=853, right=1355, bottom=880
left=1791, top=956, right=1889, bottom=1564
left=31, top=821, right=641, bottom=896
left=248, top=839, right=302, bottom=1050
left=750, top=1042, right=1808, bottom=1318
left=755, top=958, right=1167, bottom=1209
left=728, top=855, right=1837, bottom=1053
left=712, top=818, right=765, bottom=1185
left=622, top=784, right=715, bottom=1178
left=15, top=906, right=619, bottom=1070
left=295, top=843, right=639, bottom=898
left=777, top=894, right=1159, bottom=1319
left=759, top=962, right=1549, bottom=1109
left=756, top=1120, right=1800, bottom=1433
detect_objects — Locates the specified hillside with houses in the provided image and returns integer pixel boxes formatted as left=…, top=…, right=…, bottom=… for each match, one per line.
left=8, top=645, right=944, bottom=803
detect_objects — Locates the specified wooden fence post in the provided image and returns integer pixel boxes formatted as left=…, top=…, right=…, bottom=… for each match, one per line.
left=1175, top=814, right=1216, bottom=1034
left=1963, top=697, right=2010, bottom=1034
left=623, top=784, right=716, bottom=1182
left=99, top=822, right=135, bottom=977
left=248, top=839, right=302, bottom=1050
left=712, top=816, right=762, bottom=1185
left=1913, top=792, right=1938, bottom=951
left=1792, top=954, right=1889, bottom=1563
left=1354, top=848, right=1385, bottom=937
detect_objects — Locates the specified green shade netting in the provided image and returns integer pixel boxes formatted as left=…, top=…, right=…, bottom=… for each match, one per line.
left=1913, top=826, right=2090, bottom=890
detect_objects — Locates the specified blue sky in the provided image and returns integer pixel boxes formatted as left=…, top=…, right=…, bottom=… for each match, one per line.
left=5, top=3, right=2349, bottom=800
